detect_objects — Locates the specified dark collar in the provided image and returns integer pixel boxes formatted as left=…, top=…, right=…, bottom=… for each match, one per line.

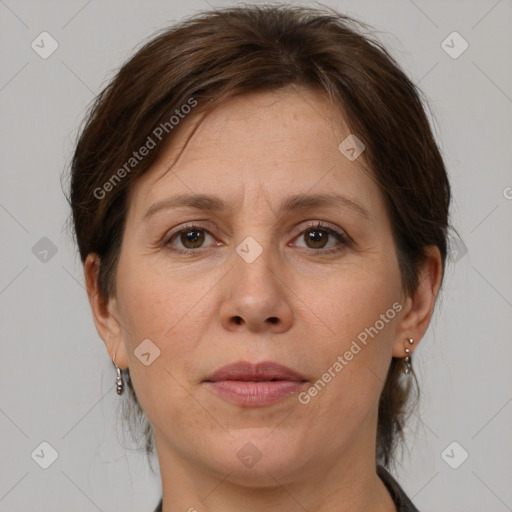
left=153, top=465, right=420, bottom=512
left=377, top=464, right=420, bottom=512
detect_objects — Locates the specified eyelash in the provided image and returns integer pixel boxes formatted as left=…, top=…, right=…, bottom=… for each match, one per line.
left=162, top=221, right=350, bottom=256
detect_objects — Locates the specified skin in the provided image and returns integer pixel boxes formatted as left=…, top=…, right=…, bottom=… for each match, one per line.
left=85, top=86, right=443, bottom=512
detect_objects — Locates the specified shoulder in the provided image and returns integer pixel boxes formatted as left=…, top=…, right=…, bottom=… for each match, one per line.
left=377, top=464, right=421, bottom=512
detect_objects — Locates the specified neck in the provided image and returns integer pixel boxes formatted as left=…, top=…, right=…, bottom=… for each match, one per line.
left=154, top=415, right=396, bottom=512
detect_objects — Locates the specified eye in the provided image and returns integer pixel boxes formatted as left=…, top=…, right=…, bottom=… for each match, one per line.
left=164, top=224, right=217, bottom=253
left=163, top=221, right=350, bottom=256
left=291, top=221, right=349, bottom=255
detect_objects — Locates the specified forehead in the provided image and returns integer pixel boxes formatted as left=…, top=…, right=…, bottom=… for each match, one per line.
left=126, top=87, right=384, bottom=223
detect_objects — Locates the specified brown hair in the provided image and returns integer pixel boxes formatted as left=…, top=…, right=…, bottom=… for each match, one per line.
left=65, top=3, right=452, bottom=470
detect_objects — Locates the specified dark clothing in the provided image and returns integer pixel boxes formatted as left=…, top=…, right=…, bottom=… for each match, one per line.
left=377, top=465, right=420, bottom=511
left=153, top=464, right=419, bottom=511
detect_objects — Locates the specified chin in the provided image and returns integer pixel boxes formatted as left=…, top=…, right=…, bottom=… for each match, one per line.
left=202, top=429, right=309, bottom=486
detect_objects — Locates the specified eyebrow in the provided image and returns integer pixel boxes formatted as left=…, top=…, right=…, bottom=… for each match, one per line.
left=142, top=192, right=371, bottom=221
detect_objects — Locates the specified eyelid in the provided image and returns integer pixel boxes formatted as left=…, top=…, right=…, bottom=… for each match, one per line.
left=295, top=220, right=348, bottom=239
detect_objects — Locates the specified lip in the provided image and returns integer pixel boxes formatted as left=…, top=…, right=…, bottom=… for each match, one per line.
left=203, top=360, right=308, bottom=407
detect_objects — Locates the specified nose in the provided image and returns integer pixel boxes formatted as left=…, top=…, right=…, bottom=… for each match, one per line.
left=219, top=240, right=294, bottom=335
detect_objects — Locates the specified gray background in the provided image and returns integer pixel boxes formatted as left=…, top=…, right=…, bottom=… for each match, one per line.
left=1, top=0, right=511, bottom=510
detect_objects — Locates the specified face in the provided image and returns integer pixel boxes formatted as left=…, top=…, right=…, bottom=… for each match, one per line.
left=95, top=87, right=417, bottom=486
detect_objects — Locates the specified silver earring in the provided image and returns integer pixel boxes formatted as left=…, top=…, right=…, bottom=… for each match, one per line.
left=403, top=338, right=414, bottom=374
left=112, top=351, right=124, bottom=395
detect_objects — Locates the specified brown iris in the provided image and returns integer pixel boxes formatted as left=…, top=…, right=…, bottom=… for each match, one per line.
left=180, top=229, right=205, bottom=249
left=304, top=228, right=328, bottom=249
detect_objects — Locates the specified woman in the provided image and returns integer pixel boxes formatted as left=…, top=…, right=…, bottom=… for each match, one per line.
left=67, top=4, right=451, bottom=511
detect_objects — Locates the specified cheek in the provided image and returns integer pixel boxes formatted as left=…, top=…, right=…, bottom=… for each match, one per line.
left=115, top=265, right=205, bottom=433
left=116, top=255, right=199, bottom=342
left=295, top=259, right=401, bottom=406
left=113, top=260, right=196, bottom=390
left=300, top=258, right=401, bottom=344
left=294, top=286, right=399, bottom=451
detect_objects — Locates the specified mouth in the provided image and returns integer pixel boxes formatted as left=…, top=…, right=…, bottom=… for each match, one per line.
left=202, top=360, right=309, bottom=407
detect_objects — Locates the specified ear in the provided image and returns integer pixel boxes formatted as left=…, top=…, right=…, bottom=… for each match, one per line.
left=392, top=245, right=444, bottom=358
left=84, top=253, right=129, bottom=369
